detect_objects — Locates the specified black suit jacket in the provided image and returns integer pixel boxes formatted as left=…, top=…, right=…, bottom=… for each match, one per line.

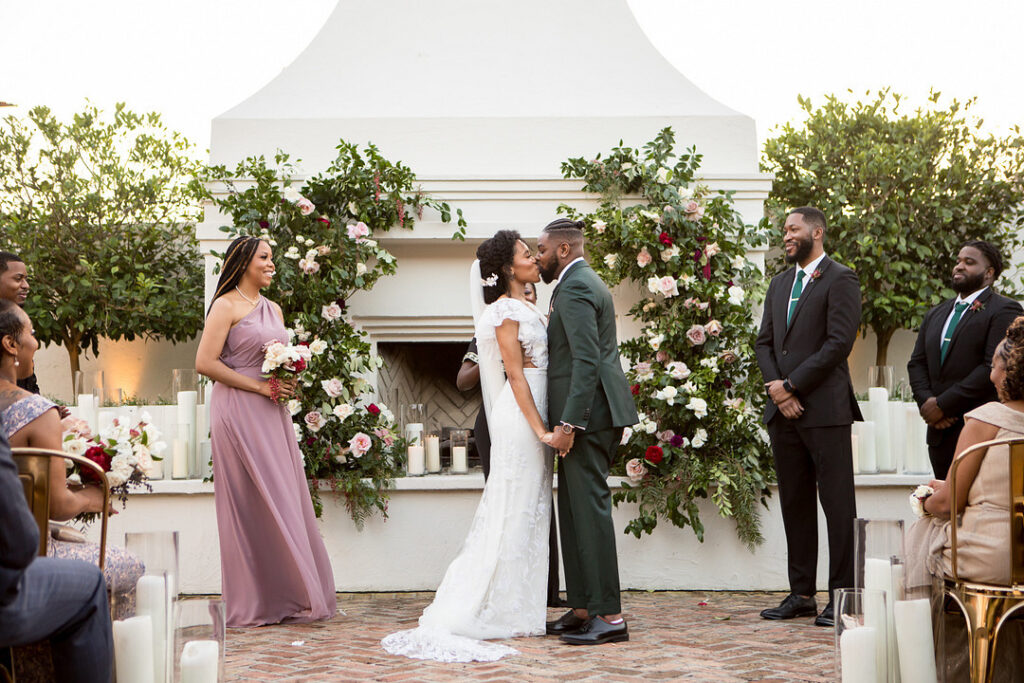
left=0, top=431, right=40, bottom=607
left=755, top=256, right=864, bottom=427
left=907, top=288, right=1022, bottom=438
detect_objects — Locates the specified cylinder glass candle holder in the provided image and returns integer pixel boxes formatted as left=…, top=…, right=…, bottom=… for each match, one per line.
left=867, top=365, right=895, bottom=394
left=450, top=429, right=469, bottom=474
left=174, top=599, right=225, bottom=683
left=834, top=587, right=888, bottom=683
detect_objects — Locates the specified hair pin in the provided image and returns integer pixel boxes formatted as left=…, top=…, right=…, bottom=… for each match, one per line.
left=481, top=274, right=499, bottom=288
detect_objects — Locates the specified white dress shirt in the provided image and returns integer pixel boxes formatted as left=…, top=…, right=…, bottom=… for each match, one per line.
left=788, top=252, right=828, bottom=305
left=941, top=286, right=988, bottom=342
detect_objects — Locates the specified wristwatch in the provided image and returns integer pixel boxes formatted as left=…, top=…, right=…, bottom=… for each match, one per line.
left=782, top=378, right=795, bottom=394
left=559, top=423, right=575, bottom=435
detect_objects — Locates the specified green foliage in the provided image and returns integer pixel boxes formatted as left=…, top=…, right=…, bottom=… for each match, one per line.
left=559, top=127, right=773, bottom=550
left=201, top=142, right=465, bottom=527
left=762, top=89, right=1024, bottom=364
left=0, top=103, right=206, bottom=382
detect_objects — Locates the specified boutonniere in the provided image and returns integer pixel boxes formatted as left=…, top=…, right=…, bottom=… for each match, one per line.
left=970, top=300, right=985, bottom=313
left=810, top=269, right=823, bottom=281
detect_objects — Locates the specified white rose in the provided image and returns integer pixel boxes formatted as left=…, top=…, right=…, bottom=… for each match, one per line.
left=691, top=428, right=708, bottom=448
left=287, top=399, right=302, bottom=416
left=686, top=397, right=709, bottom=419
left=348, top=201, right=358, bottom=215
left=356, top=263, right=368, bottom=276
left=333, top=403, right=355, bottom=421
left=649, top=333, right=664, bottom=351
left=731, top=254, right=747, bottom=270
left=643, top=420, right=658, bottom=434
left=282, top=186, right=302, bottom=202
left=727, top=285, right=745, bottom=306
left=309, top=339, right=328, bottom=355
left=661, top=245, right=679, bottom=262
left=656, top=385, right=679, bottom=405
left=603, top=253, right=618, bottom=268
left=321, top=378, right=345, bottom=398
left=667, top=361, right=691, bottom=380
left=593, top=220, right=606, bottom=233
left=322, top=303, right=343, bottom=322
left=620, top=427, right=634, bottom=445
left=655, top=167, right=670, bottom=183
left=63, top=436, right=88, bottom=457
left=293, top=423, right=303, bottom=442
left=700, top=357, right=719, bottom=371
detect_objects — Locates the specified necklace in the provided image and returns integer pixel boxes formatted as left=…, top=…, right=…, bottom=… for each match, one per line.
left=235, top=286, right=261, bottom=307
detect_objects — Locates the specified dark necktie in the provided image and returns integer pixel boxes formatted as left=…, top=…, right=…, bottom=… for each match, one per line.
left=787, top=270, right=806, bottom=327
left=941, top=301, right=969, bottom=362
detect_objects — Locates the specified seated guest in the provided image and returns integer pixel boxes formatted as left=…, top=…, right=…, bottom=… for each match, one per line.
left=906, top=315, right=1024, bottom=588
left=0, top=299, right=142, bottom=602
left=0, top=430, right=113, bottom=683
left=0, top=251, right=38, bottom=394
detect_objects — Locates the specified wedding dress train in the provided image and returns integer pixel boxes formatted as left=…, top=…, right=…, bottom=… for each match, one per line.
left=382, top=297, right=552, bottom=662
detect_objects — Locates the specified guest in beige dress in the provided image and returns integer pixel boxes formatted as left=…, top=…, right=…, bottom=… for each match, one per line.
left=906, top=314, right=1024, bottom=589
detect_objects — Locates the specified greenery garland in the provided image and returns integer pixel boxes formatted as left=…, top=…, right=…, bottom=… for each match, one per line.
left=202, top=142, right=466, bottom=528
left=558, top=128, right=773, bottom=549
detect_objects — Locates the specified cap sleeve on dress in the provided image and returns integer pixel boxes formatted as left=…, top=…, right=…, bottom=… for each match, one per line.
left=476, top=298, right=535, bottom=340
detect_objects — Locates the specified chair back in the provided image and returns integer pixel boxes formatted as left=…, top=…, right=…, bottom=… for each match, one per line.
left=11, top=447, right=110, bottom=572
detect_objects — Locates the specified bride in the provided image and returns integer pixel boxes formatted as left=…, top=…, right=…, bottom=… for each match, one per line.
left=382, top=230, right=555, bottom=662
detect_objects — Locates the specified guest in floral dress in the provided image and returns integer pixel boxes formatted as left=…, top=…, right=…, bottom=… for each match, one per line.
left=0, top=299, right=142, bottom=607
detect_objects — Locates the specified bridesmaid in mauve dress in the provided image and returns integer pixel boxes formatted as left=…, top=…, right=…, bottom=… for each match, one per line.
left=196, top=236, right=335, bottom=627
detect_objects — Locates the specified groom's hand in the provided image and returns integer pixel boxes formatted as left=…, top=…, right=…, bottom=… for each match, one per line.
left=765, top=379, right=794, bottom=405
left=549, top=429, right=575, bottom=457
left=777, top=396, right=804, bottom=420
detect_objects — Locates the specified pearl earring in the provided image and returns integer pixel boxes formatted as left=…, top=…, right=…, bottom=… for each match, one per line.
left=13, top=359, right=18, bottom=367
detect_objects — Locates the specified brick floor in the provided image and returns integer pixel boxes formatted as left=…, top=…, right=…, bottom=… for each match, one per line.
left=222, top=591, right=835, bottom=682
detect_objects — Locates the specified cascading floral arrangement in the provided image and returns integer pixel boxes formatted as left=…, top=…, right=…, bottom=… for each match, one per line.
left=201, top=142, right=467, bottom=527
left=558, top=128, right=773, bottom=548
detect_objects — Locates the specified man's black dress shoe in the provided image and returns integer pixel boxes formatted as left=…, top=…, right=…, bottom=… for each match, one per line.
left=546, top=610, right=586, bottom=635
left=814, top=601, right=834, bottom=627
left=759, top=593, right=817, bottom=620
left=559, top=616, right=629, bottom=645
left=547, top=596, right=570, bottom=608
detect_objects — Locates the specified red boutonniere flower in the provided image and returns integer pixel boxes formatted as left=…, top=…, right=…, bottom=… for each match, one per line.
left=811, top=269, right=822, bottom=281
left=644, top=445, right=664, bottom=464
left=971, top=300, right=985, bottom=313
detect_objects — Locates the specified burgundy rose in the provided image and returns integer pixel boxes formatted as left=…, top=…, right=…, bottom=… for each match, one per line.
left=258, top=220, right=269, bottom=229
left=630, top=384, right=640, bottom=396
left=645, top=445, right=664, bottom=464
left=318, top=216, right=330, bottom=225
left=696, top=235, right=707, bottom=242
left=335, top=298, right=347, bottom=310
left=659, top=231, right=673, bottom=246
left=723, top=380, right=733, bottom=388
left=305, top=437, right=317, bottom=446
left=670, top=434, right=684, bottom=448
left=298, top=341, right=310, bottom=347
left=292, top=358, right=307, bottom=373
left=82, top=446, right=111, bottom=483
left=367, top=404, right=381, bottom=416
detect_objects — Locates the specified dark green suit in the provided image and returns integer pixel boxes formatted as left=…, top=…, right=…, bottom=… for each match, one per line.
left=547, top=260, right=638, bottom=615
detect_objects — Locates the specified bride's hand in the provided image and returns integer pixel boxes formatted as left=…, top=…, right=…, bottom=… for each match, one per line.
left=540, top=431, right=555, bottom=446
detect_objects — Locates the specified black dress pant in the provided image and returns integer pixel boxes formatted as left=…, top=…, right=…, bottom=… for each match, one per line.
left=475, top=411, right=561, bottom=604
left=927, top=417, right=964, bottom=478
left=768, top=416, right=857, bottom=599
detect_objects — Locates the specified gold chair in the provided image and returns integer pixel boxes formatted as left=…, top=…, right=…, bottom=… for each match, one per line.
left=5, top=447, right=111, bottom=683
left=943, top=436, right=1024, bottom=683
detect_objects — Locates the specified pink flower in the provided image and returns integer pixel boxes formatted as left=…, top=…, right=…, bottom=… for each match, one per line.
left=61, top=416, right=93, bottom=440
left=656, top=350, right=669, bottom=363
left=374, top=427, right=395, bottom=448
left=696, top=301, right=710, bottom=311
left=298, top=258, right=320, bottom=274
left=625, top=458, right=648, bottom=482
left=633, top=361, right=654, bottom=380
left=636, top=247, right=652, bottom=268
left=656, top=429, right=676, bottom=443
left=719, top=349, right=739, bottom=364
left=656, top=276, right=679, bottom=298
left=704, top=319, right=724, bottom=337
left=683, top=297, right=699, bottom=309
left=317, top=245, right=332, bottom=256
left=304, top=411, right=326, bottom=432
left=296, top=198, right=316, bottom=216
left=682, top=200, right=704, bottom=221
left=321, top=378, right=345, bottom=398
left=321, top=302, right=343, bottom=322
left=704, top=242, right=721, bottom=257
left=347, top=221, right=370, bottom=241
left=685, top=324, right=707, bottom=346
left=348, top=432, right=372, bottom=458
left=667, top=361, right=691, bottom=380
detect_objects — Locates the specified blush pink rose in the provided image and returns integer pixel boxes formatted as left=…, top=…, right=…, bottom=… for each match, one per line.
left=704, top=242, right=721, bottom=258
left=347, top=221, right=370, bottom=241
left=636, top=247, right=652, bottom=267
left=348, top=432, right=372, bottom=458
left=685, top=324, right=707, bottom=346
left=704, top=319, right=724, bottom=337
left=625, top=458, right=648, bottom=482
left=655, top=350, right=669, bottom=363
left=682, top=200, right=704, bottom=220
left=657, top=276, right=679, bottom=298
left=304, top=411, right=326, bottom=432
left=296, top=198, right=316, bottom=216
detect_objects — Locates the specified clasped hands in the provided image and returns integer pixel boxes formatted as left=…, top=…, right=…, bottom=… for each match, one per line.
left=262, top=376, right=298, bottom=400
left=919, top=396, right=956, bottom=429
left=542, top=429, right=575, bottom=458
left=765, top=379, right=804, bottom=420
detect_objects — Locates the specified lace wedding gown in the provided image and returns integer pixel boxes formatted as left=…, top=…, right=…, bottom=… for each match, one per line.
left=382, top=297, right=552, bottom=662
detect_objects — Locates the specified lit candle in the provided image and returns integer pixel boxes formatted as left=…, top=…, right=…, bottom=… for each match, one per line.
left=451, top=446, right=468, bottom=474
left=179, top=640, right=219, bottom=683
left=113, top=615, right=156, bottom=683
left=840, top=626, right=879, bottom=683
left=894, top=599, right=937, bottom=683
left=425, top=434, right=441, bottom=473
left=135, top=575, right=169, bottom=683
left=407, top=445, right=425, bottom=476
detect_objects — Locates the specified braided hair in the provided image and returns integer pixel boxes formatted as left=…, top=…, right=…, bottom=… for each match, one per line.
left=999, top=316, right=1024, bottom=401
left=208, top=236, right=264, bottom=315
left=476, top=230, right=521, bottom=304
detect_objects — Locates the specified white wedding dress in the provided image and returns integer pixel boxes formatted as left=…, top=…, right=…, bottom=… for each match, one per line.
left=381, top=296, right=553, bottom=662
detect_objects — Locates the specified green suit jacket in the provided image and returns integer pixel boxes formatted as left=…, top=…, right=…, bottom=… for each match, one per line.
left=547, top=261, right=639, bottom=431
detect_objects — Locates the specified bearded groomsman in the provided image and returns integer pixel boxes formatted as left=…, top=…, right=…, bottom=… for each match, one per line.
left=907, top=240, right=1021, bottom=477
left=755, top=207, right=862, bottom=628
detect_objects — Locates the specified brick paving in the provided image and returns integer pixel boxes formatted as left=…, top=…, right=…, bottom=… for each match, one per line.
left=222, top=591, right=835, bottom=682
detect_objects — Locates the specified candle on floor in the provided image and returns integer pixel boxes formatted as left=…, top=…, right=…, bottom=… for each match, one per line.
left=425, top=434, right=441, bottom=473
left=864, top=558, right=895, bottom=682
left=135, top=575, right=169, bottom=683
left=113, top=615, right=156, bottom=683
left=840, top=626, right=879, bottom=683
left=179, top=640, right=219, bottom=683
left=407, top=445, right=425, bottom=476
left=451, top=445, right=468, bottom=474
left=894, top=599, right=938, bottom=683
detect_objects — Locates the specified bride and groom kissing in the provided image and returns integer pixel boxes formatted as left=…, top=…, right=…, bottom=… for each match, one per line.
left=382, top=218, right=639, bottom=662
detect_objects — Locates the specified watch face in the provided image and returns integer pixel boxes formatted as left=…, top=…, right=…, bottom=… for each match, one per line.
left=561, top=424, right=573, bottom=434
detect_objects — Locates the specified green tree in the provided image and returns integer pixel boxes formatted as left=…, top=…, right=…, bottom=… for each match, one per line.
left=762, top=89, right=1024, bottom=365
left=0, top=103, right=206, bottom=385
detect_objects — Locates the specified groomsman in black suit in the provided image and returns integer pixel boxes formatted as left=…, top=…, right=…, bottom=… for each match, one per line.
left=907, top=240, right=1022, bottom=477
left=755, top=207, right=862, bottom=628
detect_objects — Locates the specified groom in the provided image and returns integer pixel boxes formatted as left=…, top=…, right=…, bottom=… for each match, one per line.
left=535, top=218, right=638, bottom=646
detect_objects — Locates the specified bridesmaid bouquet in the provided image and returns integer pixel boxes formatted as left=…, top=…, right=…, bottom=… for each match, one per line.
left=61, top=412, right=166, bottom=526
left=262, top=340, right=313, bottom=403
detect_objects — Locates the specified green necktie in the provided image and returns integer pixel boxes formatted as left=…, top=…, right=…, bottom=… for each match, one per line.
left=941, top=301, right=970, bottom=362
left=787, top=270, right=806, bottom=327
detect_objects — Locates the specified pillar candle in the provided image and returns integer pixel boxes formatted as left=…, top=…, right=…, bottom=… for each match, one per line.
left=856, top=421, right=877, bottom=473
left=172, top=439, right=188, bottom=479
left=407, top=445, right=425, bottom=475
left=200, top=440, right=213, bottom=479
left=77, top=394, right=97, bottom=433
left=451, top=446, right=468, bottom=474
left=113, top=615, right=156, bottom=683
left=135, top=575, right=168, bottom=683
left=903, top=404, right=931, bottom=474
left=180, top=640, right=219, bottom=683
left=840, top=626, right=880, bottom=683
left=888, top=401, right=908, bottom=474
left=425, top=434, right=441, bottom=473
left=850, top=434, right=860, bottom=474
left=864, top=558, right=896, bottom=682
left=894, top=599, right=938, bottom=683
left=97, top=409, right=115, bottom=431
left=868, top=387, right=893, bottom=471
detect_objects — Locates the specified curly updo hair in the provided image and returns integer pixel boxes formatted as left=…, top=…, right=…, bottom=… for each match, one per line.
left=998, top=315, right=1024, bottom=401
left=476, top=230, right=522, bottom=304
left=0, top=299, right=24, bottom=355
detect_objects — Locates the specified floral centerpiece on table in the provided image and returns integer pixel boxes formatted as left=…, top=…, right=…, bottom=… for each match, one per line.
left=201, top=142, right=466, bottom=527
left=557, top=127, right=773, bottom=549
left=61, top=412, right=165, bottom=526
